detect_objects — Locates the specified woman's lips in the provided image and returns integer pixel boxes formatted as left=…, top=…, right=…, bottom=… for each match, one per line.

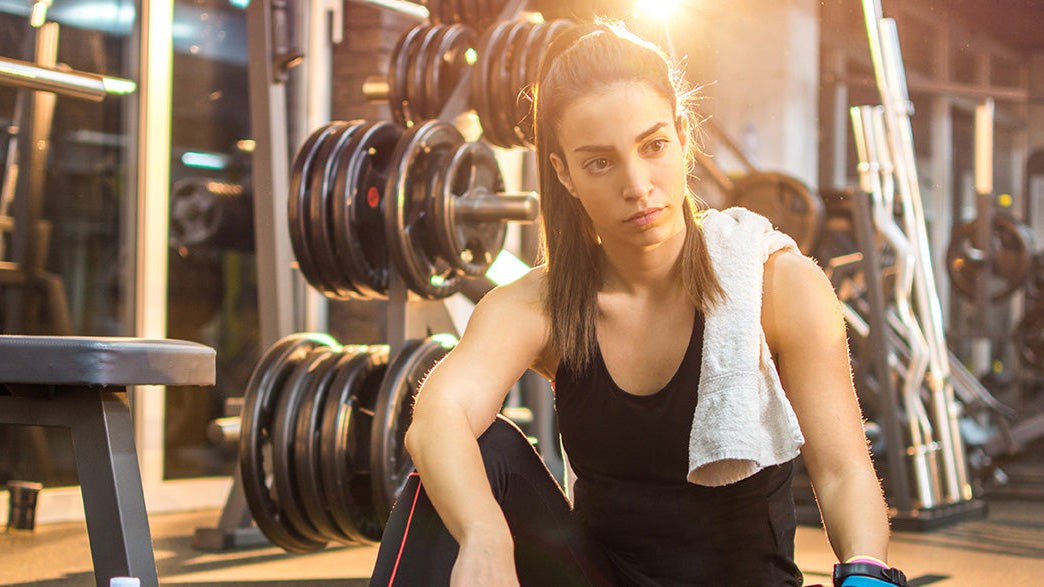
left=626, top=207, right=663, bottom=227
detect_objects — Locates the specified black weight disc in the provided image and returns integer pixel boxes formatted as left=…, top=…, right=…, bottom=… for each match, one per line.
left=946, top=216, right=1031, bottom=302
left=384, top=119, right=466, bottom=299
left=308, top=122, right=367, bottom=300
left=320, top=346, right=390, bottom=543
left=239, top=332, right=339, bottom=553
left=427, top=24, right=475, bottom=120
left=512, top=21, right=547, bottom=146
left=432, top=141, right=508, bottom=275
left=289, top=123, right=345, bottom=296
left=411, top=24, right=451, bottom=121
left=390, top=25, right=427, bottom=127
left=1014, top=306, right=1044, bottom=375
left=332, top=120, right=404, bottom=298
left=479, top=20, right=518, bottom=148
left=271, top=347, right=340, bottom=544
left=169, top=177, right=220, bottom=249
left=292, top=346, right=360, bottom=544
left=1028, top=252, right=1044, bottom=303
left=491, top=20, right=531, bottom=149
left=729, top=171, right=825, bottom=255
left=370, top=334, right=458, bottom=525
left=470, top=21, right=504, bottom=145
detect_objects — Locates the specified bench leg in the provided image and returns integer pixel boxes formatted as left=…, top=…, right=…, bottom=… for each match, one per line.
left=68, top=388, right=159, bottom=587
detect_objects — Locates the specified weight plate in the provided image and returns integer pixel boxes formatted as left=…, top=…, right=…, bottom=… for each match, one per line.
left=729, top=171, right=825, bottom=255
left=470, top=22, right=501, bottom=143
left=370, top=334, right=458, bottom=525
left=384, top=119, right=466, bottom=299
left=271, top=347, right=340, bottom=544
left=292, top=346, right=360, bottom=544
left=169, top=178, right=219, bottom=249
left=428, top=24, right=475, bottom=120
left=513, top=21, right=547, bottom=146
left=239, top=332, right=338, bottom=553
left=332, top=120, right=404, bottom=298
left=1014, top=306, right=1044, bottom=374
left=945, top=215, right=1031, bottom=302
left=432, top=141, right=507, bottom=275
left=319, top=346, right=389, bottom=543
left=308, top=122, right=366, bottom=300
left=289, top=123, right=344, bottom=296
left=412, top=24, right=452, bottom=120
left=390, top=25, right=427, bottom=127
left=1028, top=252, right=1044, bottom=303
left=492, top=20, right=531, bottom=149
left=479, top=20, right=518, bottom=148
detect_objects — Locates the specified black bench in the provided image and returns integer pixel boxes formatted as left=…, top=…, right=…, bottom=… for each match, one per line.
left=0, top=336, right=215, bottom=586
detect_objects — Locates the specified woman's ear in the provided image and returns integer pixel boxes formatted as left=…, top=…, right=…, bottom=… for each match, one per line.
left=676, top=115, right=690, bottom=152
left=549, top=152, right=576, bottom=197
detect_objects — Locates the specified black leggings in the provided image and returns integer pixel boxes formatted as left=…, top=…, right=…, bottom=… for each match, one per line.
left=368, top=415, right=617, bottom=586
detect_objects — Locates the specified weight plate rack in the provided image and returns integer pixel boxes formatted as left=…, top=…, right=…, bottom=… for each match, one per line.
left=221, top=0, right=554, bottom=553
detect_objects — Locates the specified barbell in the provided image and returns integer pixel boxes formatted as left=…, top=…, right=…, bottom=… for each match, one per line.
left=384, top=119, right=538, bottom=299
left=287, top=118, right=537, bottom=301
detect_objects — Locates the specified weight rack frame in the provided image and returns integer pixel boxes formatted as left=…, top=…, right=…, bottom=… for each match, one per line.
left=194, top=0, right=535, bottom=551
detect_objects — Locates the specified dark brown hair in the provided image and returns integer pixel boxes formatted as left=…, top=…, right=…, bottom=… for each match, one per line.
left=533, top=22, right=724, bottom=374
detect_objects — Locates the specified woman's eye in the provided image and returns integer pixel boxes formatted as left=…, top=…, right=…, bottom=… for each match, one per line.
left=585, top=158, right=610, bottom=172
left=644, top=138, right=668, bottom=154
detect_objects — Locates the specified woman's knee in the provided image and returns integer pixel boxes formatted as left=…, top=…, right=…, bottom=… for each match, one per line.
left=476, top=415, right=545, bottom=489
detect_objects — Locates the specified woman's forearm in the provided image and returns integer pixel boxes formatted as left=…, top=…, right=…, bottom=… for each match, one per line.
left=404, top=400, right=512, bottom=549
left=814, top=463, right=891, bottom=563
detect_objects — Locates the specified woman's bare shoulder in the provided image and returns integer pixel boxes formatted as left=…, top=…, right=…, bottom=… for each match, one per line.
left=468, top=265, right=558, bottom=379
left=762, top=249, right=843, bottom=352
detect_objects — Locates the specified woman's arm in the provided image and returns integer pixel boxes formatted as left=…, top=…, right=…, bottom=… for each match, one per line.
left=762, top=250, right=891, bottom=564
left=403, top=269, right=551, bottom=583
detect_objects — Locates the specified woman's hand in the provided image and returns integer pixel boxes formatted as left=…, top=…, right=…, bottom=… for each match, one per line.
left=450, top=528, right=519, bottom=587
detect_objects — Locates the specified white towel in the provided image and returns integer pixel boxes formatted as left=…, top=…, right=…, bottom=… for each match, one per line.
left=687, top=207, right=806, bottom=487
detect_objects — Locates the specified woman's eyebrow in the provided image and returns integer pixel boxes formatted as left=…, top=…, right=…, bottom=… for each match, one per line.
left=572, top=122, right=669, bottom=153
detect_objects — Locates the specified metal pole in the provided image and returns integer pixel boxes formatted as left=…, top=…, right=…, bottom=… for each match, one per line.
left=861, top=0, right=971, bottom=502
left=246, top=0, right=298, bottom=348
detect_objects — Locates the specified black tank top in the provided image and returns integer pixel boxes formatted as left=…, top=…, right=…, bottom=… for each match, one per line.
left=555, top=311, right=802, bottom=586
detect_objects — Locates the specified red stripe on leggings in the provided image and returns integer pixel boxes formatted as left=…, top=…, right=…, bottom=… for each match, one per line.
left=387, top=473, right=422, bottom=586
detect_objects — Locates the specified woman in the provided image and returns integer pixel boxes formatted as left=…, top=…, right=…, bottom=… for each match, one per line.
left=369, top=22, right=906, bottom=587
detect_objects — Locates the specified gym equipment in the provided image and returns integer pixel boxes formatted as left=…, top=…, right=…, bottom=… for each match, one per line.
left=729, top=171, right=825, bottom=256
left=238, top=332, right=339, bottom=553
left=425, top=0, right=510, bottom=32
left=371, top=23, right=476, bottom=128
left=471, top=18, right=572, bottom=149
left=0, top=336, right=215, bottom=586
left=0, top=55, right=134, bottom=101
left=1014, top=306, right=1044, bottom=375
left=1026, top=251, right=1044, bottom=303
left=370, top=333, right=457, bottom=523
left=287, top=118, right=538, bottom=301
left=384, top=119, right=537, bottom=298
left=691, top=118, right=825, bottom=256
left=860, top=0, right=974, bottom=510
left=319, top=347, right=389, bottom=544
left=236, top=332, right=458, bottom=550
left=169, top=177, right=254, bottom=252
left=945, top=215, right=1032, bottom=302
left=852, top=104, right=944, bottom=509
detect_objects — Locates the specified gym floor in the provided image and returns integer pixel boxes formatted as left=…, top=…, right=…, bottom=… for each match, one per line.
left=1, top=494, right=1043, bottom=586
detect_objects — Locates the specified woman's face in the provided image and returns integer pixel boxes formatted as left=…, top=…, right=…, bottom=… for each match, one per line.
left=549, top=81, right=688, bottom=251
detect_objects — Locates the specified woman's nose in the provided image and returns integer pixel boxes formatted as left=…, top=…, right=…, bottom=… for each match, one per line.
left=621, top=159, right=653, bottom=201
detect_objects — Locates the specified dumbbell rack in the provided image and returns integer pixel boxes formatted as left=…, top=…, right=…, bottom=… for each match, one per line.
left=194, top=0, right=534, bottom=551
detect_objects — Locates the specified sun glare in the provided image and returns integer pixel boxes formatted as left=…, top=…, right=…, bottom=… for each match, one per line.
left=636, top=0, right=681, bottom=19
